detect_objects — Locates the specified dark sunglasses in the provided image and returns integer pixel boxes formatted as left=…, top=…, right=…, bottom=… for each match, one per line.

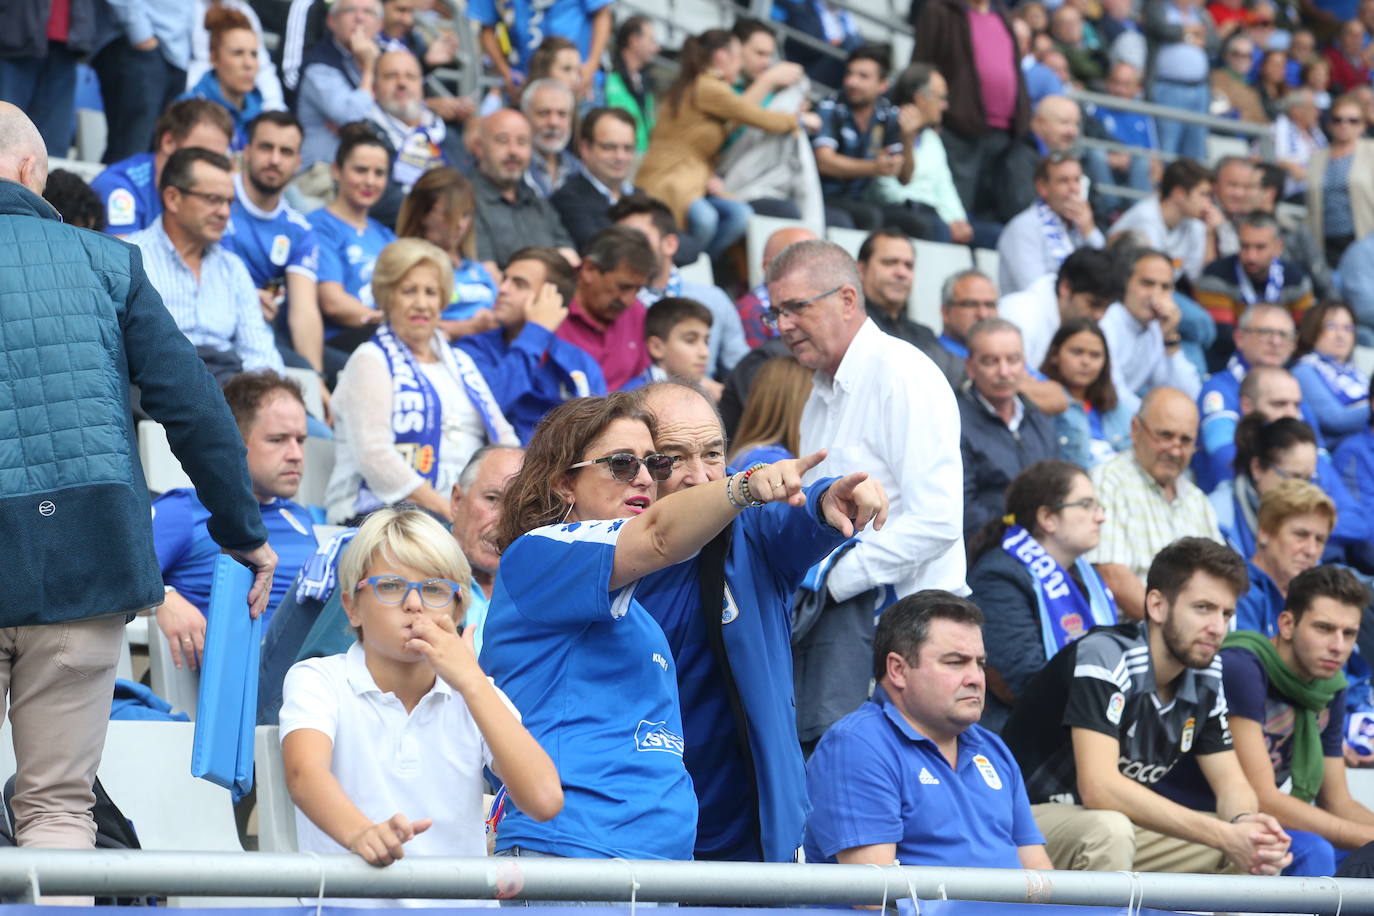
left=569, top=452, right=675, bottom=482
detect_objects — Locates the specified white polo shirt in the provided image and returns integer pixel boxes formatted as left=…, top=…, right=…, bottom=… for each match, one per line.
left=281, top=642, right=515, bottom=907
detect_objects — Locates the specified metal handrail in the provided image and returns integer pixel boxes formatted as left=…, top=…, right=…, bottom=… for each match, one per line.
left=0, top=849, right=1366, bottom=911
left=1071, top=87, right=1273, bottom=138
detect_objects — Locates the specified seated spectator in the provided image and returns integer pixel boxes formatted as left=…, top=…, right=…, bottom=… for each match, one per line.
left=623, top=298, right=714, bottom=393
left=1017, top=20, right=1068, bottom=106
left=551, top=108, right=638, bottom=249
left=394, top=167, right=498, bottom=341
left=297, top=0, right=383, bottom=169
left=804, top=590, right=1054, bottom=867
left=1326, top=20, right=1372, bottom=94
left=1209, top=156, right=1261, bottom=259
left=1209, top=567, right=1374, bottom=875
left=1096, top=0, right=1147, bottom=64
left=366, top=49, right=465, bottom=195
left=222, top=111, right=325, bottom=379
left=153, top=371, right=318, bottom=666
left=128, top=148, right=284, bottom=381
left=999, top=246, right=1119, bottom=367
left=1212, top=413, right=1318, bottom=559
left=478, top=394, right=827, bottom=861
left=379, top=0, right=459, bottom=73
left=42, top=169, right=104, bottom=230
left=937, top=270, right=999, bottom=371
left=1306, top=94, right=1374, bottom=270
left=1196, top=212, right=1315, bottom=365
left=997, top=153, right=1105, bottom=296
left=727, top=355, right=812, bottom=467
left=179, top=5, right=265, bottom=152
left=1212, top=36, right=1269, bottom=124
left=1108, top=158, right=1221, bottom=286
left=1002, top=537, right=1293, bottom=874
left=280, top=508, right=560, bottom=889
left=959, top=319, right=1059, bottom=537
left=857, top=229, right=962, bottom=385
left=91, top=99, right=233, bottom=236
left=324, top=239, right=518, bottom=524
left=1086, top=388, right=1222, bottom=619
left=1051, top=4, right=1106, bottom=84
left=603, top=16, right=658, bottom=153
left=1042, top=317, right=1133, bottom=468
left=522, top=78, right=578, bottom=198
left=967, top=461, right=1116, bottom=730
left=469, top=0, right=611, bottom=104
left=1273, top=91, right=1328, bottom=199
left=811, top=46, right=929, bottom=236
left=1100, top=248, right=1203, bottom=402
left=1300, top=59, right=1334, bottom=115
left=869, top=63, right=1002, bottom=249
left=309, top=125, right=397, bottom=363
left=1143, top=0, right=1218, bottom=162
left=471, top=109, right=576, bottom=269
left=1292, top=301, right=1369, bottom=451
left=1234, top=479, right=1334, bottom=636
left=637, top=30, right=797, bottom=258
left=91, top=2, right=197, bottom=165
left=1339, top=234, right=1374, bottom=341
left=554, top=226, right=658, bottom=391
left=611, top=194, right=750, bottom=378
left=773, top=0, right=864, bottom=90
left=735, top=226, right=816, bottom=350
left=1000, top=95, right=1091, bottom=222
left=1256, top=49, right=1291, bottom=123
left=458, top=246, right=604, bottom=443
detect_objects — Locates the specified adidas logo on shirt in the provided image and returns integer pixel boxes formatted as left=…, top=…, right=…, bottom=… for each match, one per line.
left=918, top=767, right=940, bottom=785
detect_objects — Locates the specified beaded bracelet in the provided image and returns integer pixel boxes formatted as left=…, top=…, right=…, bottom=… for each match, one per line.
left=725, top=471, right=749, bottom=509
left=739, top=463, right=768, bottom=507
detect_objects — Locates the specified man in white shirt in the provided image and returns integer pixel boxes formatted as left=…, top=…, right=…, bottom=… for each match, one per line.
left=997, top=152, right=1105, bottom=295
left=1100, top=248, right=1202, bottom=405
left=999, top=246, right=1119, bottom=368
left=767, top=239, right=964, bottom=749
left=1108, top=158, right=1222, bottom=284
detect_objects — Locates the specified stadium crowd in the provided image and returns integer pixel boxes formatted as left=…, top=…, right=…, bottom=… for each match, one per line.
left=7, top=0, right=1374, bottom=898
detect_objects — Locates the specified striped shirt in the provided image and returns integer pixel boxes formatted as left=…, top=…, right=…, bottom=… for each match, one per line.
left=128, top=221, right=284, bottom=373
left=1085, top=449, right=1221, bottom=581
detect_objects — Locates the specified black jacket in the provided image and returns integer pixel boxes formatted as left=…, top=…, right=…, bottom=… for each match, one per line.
left=957, top=385, right=1058, bottom=538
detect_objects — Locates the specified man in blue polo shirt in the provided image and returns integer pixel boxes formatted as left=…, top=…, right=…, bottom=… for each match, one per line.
left=805, top=590, right=1052, bottom=868
left=90, top=98, right=233, bottom=237
left=152, top=371, right=319, bottom=669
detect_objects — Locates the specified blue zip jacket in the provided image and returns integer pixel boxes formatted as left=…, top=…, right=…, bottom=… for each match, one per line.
left=635, top=476, right=847, bottom=861
left=0, top=179, right=266, bottom=626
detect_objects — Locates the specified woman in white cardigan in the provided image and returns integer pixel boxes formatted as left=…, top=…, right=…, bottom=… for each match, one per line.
left=325, top=238, right=517, bottom=524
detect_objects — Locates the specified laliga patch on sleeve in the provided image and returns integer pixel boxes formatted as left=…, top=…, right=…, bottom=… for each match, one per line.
left=270, top=234, right=291, bottom=266
left=106, top=188, right=136, bottom=227
left=1202, top=390, right=1225, bottom=416
left=1106, top=690, right=1126, bottom=725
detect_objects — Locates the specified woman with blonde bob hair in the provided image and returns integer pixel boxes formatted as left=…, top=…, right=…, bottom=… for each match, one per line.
left=480, top=391, right=883, bottom=865
left=281, top=507, right=561, bottom=886
left=1236, top=478, right=1337, bottom=637
left=396, top=168, right=500, bottom=342
left=325, top=239, right=518, bottom=525
left=728, top=354, right=812, bottom=466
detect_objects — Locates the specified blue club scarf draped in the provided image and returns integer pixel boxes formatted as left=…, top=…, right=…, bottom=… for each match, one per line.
left=1001, top=525, right=1118, bottom=659
left=355, top=323, right=517, bottom=515
left=1298, top=351, right=1368, bottom=406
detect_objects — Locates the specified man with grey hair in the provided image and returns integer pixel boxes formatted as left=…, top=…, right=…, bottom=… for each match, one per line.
left=522, top=78, right=578, bottom=198
left=769, top=239, right=965, bottom=749
left=366, top=49, right=464, bottom=192
left=297, top=0, right=384, bottom=168
left=0, top=102, right=275, bottom=876
left=957, top=318, right=1058, bottom=537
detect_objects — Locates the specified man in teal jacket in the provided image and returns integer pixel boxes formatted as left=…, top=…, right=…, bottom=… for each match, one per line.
left=0, top=103, right=275, bottom=871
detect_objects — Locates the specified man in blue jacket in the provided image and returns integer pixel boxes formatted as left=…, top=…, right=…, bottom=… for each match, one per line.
left=0, top=103, right=275, bottom=870
left=633, top=380, right=888, bottom=862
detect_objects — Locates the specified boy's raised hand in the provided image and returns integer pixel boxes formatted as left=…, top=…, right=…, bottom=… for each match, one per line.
left=407, top=611, right=485, bottom=693
left=349, top=813, right=433, bottom=866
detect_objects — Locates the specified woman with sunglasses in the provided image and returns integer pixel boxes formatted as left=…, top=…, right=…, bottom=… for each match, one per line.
left=966, top=460, right=1116, bottom=732
left=478, top=392, right=875, bottom=864
left=1306, top=94, right=1374, bottom=269
left=1211, top=413, right=1318, bottom=559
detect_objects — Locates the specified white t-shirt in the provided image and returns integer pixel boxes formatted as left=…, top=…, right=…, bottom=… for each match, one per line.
left=998, top=274, right=1061, bottom=369
left=280, top=643, right=515, bottom=907
left=1107, top=196, right=1208, bottom=282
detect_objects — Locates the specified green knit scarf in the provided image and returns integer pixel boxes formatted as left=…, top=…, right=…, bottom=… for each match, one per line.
left=1222, top=630, right=1346, bottom=803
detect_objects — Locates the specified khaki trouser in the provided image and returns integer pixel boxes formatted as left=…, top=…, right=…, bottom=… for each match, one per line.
left=1032, top=803, right=1243, bottom=874
left=0, top=613, right=124, bottom=849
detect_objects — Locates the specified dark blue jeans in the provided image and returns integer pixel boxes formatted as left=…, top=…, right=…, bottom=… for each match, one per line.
left=0, top=44, right=80, bottom=156
left=91, top=40, right=185, bottom=163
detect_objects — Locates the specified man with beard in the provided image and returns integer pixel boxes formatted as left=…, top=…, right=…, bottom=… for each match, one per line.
left=1084, top=388, right=1221, bottom=619
left=472, top=109, right=576, bottom=268
left=522, top=78, right=578, bottom=198
left=366, top=49, right=465, bottom=193
left=1002, top=537, right=1294, bottom=874
left=223, top=111, right=325, bottom=377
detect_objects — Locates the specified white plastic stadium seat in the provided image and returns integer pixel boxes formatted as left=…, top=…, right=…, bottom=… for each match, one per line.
left=298, top=436, right=336, bottom=510
left=1352, top=345, right=1374, bottom=379
left=254, top=726, right=299, bottom=852
left=282, top=367, right=325, bottom=422
left=825, top=226, right=868, bottom=261
left=148, top=616, right=201, bottom=720
left=138, top=421, right=193, bottom=494
left=974, top=248, right=1001, bottom=286
left=677, top=254, right=715, bottom=288
left=910, top=241, right=973, bottom=329
left=747, top=215, right=807, bottom=288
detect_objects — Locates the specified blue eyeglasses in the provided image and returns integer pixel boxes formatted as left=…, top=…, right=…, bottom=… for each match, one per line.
left=356, top=575, right=462, bottom=608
